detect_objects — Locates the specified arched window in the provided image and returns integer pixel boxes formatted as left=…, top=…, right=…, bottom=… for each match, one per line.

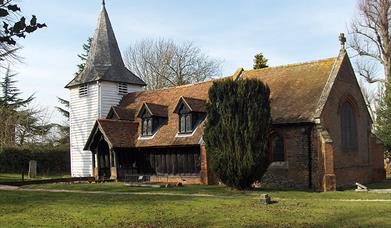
left=340, top=100, right=358, bottom=150
left=271, top=135, right=285, bottom=162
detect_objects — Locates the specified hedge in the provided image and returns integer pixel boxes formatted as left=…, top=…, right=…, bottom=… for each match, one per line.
left=0, top=145, right=70, bottom=174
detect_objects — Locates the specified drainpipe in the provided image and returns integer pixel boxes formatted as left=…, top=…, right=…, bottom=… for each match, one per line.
left=306, top=125, right=313, bottom=189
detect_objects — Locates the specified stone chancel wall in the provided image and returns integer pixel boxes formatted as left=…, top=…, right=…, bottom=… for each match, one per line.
left=261, top=126, right=313, bottom=190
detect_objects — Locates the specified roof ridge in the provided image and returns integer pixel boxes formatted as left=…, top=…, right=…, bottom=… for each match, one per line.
left=131, top=79, right=215, bottom=94
left=244, top=56, right=337, bottom=74
left=121, top=56, right=338, bottom=100
left=98, top=118, right=133, bottom=122
left=182, top=96, right=206, bottom=101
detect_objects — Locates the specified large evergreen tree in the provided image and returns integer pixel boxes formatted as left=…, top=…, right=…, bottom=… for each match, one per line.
left=204, top=78, right=271, bottom=189
left=0, top=66, right=33, bottom=108
left=0, top=66, right=34, bottom=146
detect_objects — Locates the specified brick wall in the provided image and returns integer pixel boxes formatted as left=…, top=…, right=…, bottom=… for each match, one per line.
left=320, top=57, right=384, bottom=188
left=261, top=125, right=313, bottom=189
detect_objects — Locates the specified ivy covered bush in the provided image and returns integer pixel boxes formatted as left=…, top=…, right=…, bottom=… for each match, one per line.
left=204, top=78, right=271, bottom=190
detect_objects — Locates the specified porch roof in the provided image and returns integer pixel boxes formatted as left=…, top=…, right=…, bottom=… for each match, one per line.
left=84, top=119, right=139, bottom=150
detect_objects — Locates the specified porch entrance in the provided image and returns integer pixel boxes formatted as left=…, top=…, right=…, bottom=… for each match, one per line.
left=94, top=139, right=111, bottom=179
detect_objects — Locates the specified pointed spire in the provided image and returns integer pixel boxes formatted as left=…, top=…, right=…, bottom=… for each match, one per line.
left=65, top=3, right=145, bottom=88
left=102, top=0, right=105, bottom=6
left=87, top=3, right=124, bottom=68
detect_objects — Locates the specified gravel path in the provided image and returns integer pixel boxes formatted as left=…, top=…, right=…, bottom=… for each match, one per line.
left=1, top=185, right=391, bottom=202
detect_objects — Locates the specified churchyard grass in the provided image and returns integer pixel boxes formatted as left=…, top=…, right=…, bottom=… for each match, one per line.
left=0, top=173, right=70, bottom=182
left=0, top=182, right=391, bottom=227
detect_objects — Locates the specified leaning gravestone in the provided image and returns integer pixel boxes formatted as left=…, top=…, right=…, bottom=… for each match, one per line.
left=28, top=160, right=37, bottom=178
left=355, top=182, right=368, bottom=192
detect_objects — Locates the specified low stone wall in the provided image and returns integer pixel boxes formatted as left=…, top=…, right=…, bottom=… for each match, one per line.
left=261, top=162, right=296, bottom=189
left=150, top=175, right=202, bottom=184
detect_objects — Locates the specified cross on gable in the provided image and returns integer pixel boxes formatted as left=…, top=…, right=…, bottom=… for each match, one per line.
left=339, top=33, right=346, bottom=48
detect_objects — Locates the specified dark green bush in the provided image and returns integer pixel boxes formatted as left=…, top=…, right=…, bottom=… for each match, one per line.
left=204, top=78, right=271, bottom=190
left=0, top=145, right=70, bottom=174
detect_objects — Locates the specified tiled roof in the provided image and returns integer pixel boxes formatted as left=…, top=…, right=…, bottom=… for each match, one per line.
left=137, top=103, right=168, bottom=118
left=85, top=119, right=139, bottom=149
left=107, top=106, right=135, bottom=120
left=65, top=5, right=145, bottom=88
left=86, top=54, right=343, bottom=149
left=241, top=57, right=337, bottom=123
left=173, top=97, right=207, bottom=113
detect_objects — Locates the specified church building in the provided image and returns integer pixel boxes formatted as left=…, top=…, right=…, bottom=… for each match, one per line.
left=66, top=3, right=385, bottom=191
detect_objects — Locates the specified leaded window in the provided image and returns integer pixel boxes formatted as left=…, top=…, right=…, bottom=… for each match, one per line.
left=271, top=135, right=285, bottom=162
left=141, top=110, right=153, bottom=136
left=340, top=101, right=357, bottom=150
left=179, top=104, right=193, bottom=134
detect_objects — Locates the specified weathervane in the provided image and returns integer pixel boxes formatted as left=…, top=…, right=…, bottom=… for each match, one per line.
left=339, top=33, right=346, bottom=49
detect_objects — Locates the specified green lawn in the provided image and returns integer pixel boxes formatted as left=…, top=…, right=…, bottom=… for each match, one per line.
left=0, top=182, right=391, bottom=227
left=0, top=173, right=71, bottom=182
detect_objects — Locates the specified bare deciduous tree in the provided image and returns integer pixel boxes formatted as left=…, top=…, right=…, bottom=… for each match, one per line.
left=349, top=0, right=391, bottom=83
left=124, top=38, right=222, bottom=90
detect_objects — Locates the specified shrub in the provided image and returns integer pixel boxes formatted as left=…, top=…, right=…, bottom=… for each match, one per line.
left=0, top=145, right=70, bottom=175
left=204, top=78, right=271, bottom=190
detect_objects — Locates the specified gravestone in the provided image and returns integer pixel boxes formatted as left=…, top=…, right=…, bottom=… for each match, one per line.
left=28, top=160, right=37, bottom=178
left=260, top=194, right=272, bottom=204
left=355, top=182, right=368, bottom=192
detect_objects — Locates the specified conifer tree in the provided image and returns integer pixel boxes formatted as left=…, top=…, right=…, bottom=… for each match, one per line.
left=0, top=65, right=33, bottom=108
left=375, top=84, right=391, bottom=151
left=253, top=53, right=268, bottom=69
left=0, top=66, right=34, bottom=146
left=204, top=78, right=271, bottom=189
left=55, top=97, right=69, bottom=144
left=75, top=37, right=93, bottom=76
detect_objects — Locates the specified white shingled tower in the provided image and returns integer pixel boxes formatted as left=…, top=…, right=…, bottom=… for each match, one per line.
left=65, top=2, right=145, bottom=177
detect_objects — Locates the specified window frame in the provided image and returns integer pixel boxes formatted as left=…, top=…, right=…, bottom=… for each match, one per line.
left=178, top=104, right=194, bottom=134
left=141, top=117, right=153, bottom=136
left=270, top=134, right=285, bottom=162
left=340, top=99, right=358, bottom=151
left=140, top=109, right=154, bottom=137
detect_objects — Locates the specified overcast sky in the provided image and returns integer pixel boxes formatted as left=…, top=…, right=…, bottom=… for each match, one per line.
left=14, top=0, right=358, bottom=123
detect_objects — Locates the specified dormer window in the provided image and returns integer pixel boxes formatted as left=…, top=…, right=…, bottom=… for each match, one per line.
left=141, top=112, right=153, bottom=136
left=79, top=84, right=88, bottom=97
left=118, top=83, right=128, bottom=95
left=174, top=97, right=206, bottom=135
left=179, top=105, right=193, bottom=134
left=137, top=103, right=168, bottom=137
